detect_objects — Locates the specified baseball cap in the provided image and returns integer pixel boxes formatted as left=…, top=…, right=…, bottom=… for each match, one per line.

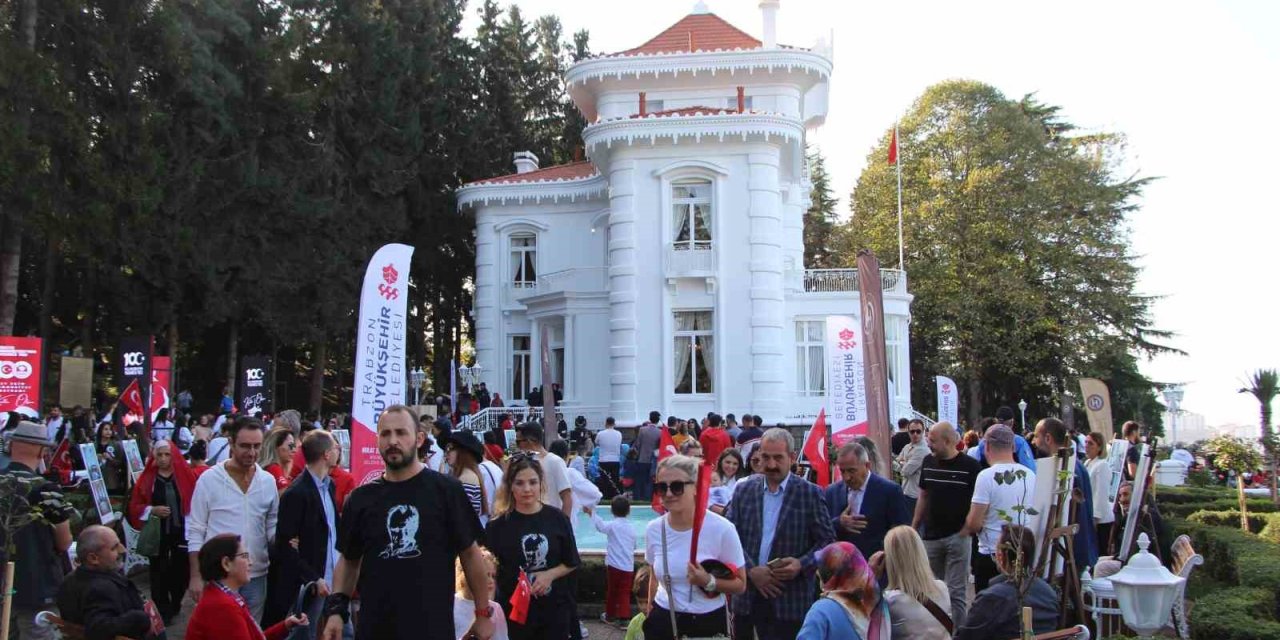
left=984, top=424, right=1016, bottom=448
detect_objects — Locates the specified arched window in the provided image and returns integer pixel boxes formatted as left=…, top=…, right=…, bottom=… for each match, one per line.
left=510, top=233, right=537, bottom=288
left=671, top=180, right=712, bottom=251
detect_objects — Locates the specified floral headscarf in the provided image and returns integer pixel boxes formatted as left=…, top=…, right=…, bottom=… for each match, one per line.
left=816, top=542, right=888, bottom=640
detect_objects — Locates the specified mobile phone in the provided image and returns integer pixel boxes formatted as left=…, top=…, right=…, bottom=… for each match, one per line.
left=767, top=558, right=785, bottom=568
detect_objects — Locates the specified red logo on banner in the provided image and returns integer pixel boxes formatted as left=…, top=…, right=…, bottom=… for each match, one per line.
left=942, top=383, right=951, bottom=392
left=377, top=284, right=399, bottom=300
left=382, top=264, right=399, bottom=285
left=0, top=337, right=43, bottom=414
left=837, top=327, right=858, bottom=350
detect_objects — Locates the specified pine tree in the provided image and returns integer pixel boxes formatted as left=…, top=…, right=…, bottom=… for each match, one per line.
left=803, top=146, right=838, bottom=268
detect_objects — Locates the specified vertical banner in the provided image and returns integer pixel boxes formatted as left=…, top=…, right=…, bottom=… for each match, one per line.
left=856, top=251, right=893, bottom=478
left=238, top=354, right=272, bottom=416
left=150, top=356, right=172, bottom=423
left=825, top=315, right=867, bottom=446
left=1080, top=378, right=1114, bottom=444
left=80, top=442, right=115, bottom=524
left=0, top=336, right=43, bottom=415
left=118, top=336, right=154, bottom=438
left=935, top=376, right=959, bottom=427
left=350, top=243, right=414, bottom=485
left=59, top=355, right=94, bottom=409
left=540, top=323, right=556, bottom=447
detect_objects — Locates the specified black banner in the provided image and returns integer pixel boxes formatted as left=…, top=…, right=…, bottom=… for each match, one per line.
left=239, top=354, right=273, bottom=415
left=117, top=335, right=154, bottom=427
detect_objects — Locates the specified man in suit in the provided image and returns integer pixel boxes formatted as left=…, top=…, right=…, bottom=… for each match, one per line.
left=269, top=429, right=351, bottom=638
left=726, top=428, right=835, bottom=640
left=823, top=441, right=911, bottom=560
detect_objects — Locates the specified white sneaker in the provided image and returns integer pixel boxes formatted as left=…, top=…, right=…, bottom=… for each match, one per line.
left=580, top=621, right=590, bottom=638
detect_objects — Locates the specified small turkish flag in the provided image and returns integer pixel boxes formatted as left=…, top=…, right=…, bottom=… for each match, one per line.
left=120, top=379, right=146, bottom=417
left=651, top=427, right=680, bottom=514
left=888, top=128, right=898, bottom=165
left=509, top=569, right=532, bottom=624
left=803, top=409, right=830, bottom=488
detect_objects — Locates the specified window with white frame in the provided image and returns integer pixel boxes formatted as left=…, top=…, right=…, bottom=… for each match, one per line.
left=510, top=233, right=537, bottom=288
left=795, top=320, right=825, bottom=396
left=673, top=311, right=714, bottom=395
left=671, top=180, right=712, bottom=251
left=511, top=335, right=531, bottom=401
left=885, top=317, right=903, bottom=400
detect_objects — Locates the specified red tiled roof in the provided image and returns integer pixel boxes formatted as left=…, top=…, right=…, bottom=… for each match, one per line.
left=618, top=13, right=761, bottom=56
left=466, top=161, right=598, bottom=186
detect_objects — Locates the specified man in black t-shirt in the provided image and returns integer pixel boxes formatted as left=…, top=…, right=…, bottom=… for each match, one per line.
left=1121, top=420, right=1143, bottom=481
left=321, top=406, right=494, bottom=640
left=890, top=418, right=912, bottom=457
left=912, top=421, right=982, bottom=626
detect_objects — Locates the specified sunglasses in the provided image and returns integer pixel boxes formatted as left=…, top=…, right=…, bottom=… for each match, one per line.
left=910, top=430, right=922, bottom=435
left=654, top=481, right=689, bottom=497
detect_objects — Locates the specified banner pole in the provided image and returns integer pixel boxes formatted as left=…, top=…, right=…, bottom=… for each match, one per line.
left=896, top=123, right=904, bottom=271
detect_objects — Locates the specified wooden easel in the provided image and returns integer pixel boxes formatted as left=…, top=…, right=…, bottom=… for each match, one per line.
left=1034, top=448, right=1087, bottom=628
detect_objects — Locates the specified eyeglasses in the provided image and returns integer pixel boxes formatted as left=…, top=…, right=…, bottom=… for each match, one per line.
left=654, top=481, right=688, bottom=497
left=909, top=430, right=922, bottom=435
left=235, top=552, right=250, bottom=560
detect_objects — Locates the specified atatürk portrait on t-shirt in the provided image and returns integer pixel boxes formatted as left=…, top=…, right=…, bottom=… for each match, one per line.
left=381, top=504, right=421, bottom=559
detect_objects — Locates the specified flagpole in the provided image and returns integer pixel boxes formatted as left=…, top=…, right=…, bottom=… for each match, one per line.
left=895, top=122, right=904, bottom=270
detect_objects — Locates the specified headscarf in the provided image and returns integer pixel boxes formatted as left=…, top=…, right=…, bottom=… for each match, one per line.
left=126, top=439, right=197, bottom=528
left=816, top=542, right=888, bottom=640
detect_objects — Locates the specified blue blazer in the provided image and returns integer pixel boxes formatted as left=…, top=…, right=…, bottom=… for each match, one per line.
left=726, top=474, right=836, bottom=623
left=822, top=473, right=910, bottom=559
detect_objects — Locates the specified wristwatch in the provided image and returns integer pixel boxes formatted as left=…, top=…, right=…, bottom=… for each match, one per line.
left=475, top=604, right=493, bottom=618
left=703, top=574, right=718, bottom=594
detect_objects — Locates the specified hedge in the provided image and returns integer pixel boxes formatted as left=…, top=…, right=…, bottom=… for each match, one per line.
left=1190, top=587, right=1280, bottom=640
left=1167, top=515, right=1280, bottom=639
left=1188, top=510, right=1280, bottom=544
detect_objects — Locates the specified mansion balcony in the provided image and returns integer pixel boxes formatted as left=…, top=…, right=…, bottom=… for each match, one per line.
left=798, top=268, right=908, bottom=296
left=665, top=244, right=717, bottom=277
left=502, top=267, right=609, bottom=308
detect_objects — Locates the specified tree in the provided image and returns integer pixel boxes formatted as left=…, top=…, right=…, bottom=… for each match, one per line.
left=839, top=80, right=1178, bottom=423
left=803, top=146, right=838, bottom=268
left=1205, top=435, right=1263, bottom=531
left=1240, top=369, right=1279, bottom=503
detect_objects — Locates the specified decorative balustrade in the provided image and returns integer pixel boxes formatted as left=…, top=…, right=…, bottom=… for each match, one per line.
left=665, top=245, right=717, bottom=275
left=502, top=268, right=608, bottom=307
left=802, top=268, right=907, bottom=295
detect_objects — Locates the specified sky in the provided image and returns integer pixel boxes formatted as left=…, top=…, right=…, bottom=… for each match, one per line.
left=463, top=0, right=1280, bottom=428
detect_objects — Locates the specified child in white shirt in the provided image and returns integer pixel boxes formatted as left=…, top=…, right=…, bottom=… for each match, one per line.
left=588, top=496, right=638, bottom=626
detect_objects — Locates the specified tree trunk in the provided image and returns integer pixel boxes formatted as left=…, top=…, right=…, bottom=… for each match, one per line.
left=967, top=377, right=983, bottom=427
left=1239, top=478, right=1249, bottom=532
left=309, top=339, right=327, bottom=414
left=0, top=0, right=40, bottom=336
left=166, top=321, right=180, bottom=393
left=38, top=235, right=58, bottom=396
left=226, top=322, right=239, bottom=397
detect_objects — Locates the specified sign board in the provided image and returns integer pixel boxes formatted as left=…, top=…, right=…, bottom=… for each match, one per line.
left=79, top=443, right=115, bottom=524
left=331, top=429, right=351, bottom=470
left=0, top=336, right=42, bottom=414
left=825, top=314, right=867, bottom=446
left=239, top=354, right=272, bottom=416
left=122, top=439, right=145, bottom=483
left=936, top=375, right=959, bottom=426
left=59, top=356, right=93, bottom=408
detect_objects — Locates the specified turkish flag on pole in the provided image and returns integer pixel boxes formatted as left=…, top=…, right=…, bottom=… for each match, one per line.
left=509, top=569, right=532, bottom=624
left=689, top=461, right=714, bottom=563
left=651, top=427, right=679, bottom=514
left=803, top=409, right=831, bottom=488
left=888, top=127, right=898, bottom=165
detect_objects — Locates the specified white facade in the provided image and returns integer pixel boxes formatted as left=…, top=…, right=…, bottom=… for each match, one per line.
left=457, top=6, right=914, bottom=426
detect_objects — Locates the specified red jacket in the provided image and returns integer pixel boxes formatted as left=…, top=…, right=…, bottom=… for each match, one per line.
left=126, top=448, right=197, bottom=529
left=699, top=427, right=733, bottom=467
left=186, top=583, right=290, bottom=640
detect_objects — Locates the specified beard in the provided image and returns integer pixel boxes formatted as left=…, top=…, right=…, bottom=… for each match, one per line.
left=381, top=447, right=412, bottom=470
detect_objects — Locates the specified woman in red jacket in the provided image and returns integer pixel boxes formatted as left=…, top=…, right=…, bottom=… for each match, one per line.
left=187, top=534, right=307, bottom=640
left=126, top=440, right=198, bottom=622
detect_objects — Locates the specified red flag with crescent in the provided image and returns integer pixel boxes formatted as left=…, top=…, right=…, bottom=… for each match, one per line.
left=651, top=427, right=679, bottom=514
left=509, top=569, right=532, bottom=624
left=802, top=409, right=830, bottom=488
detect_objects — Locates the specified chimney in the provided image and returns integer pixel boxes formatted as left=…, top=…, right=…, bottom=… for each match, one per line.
left=737, top=86, right=745, bottom=113
left=760, top=0, right=779, bottom=49
left=639, top=92, right=647, bottom=117
left=513, top=151, right=539, bottom=174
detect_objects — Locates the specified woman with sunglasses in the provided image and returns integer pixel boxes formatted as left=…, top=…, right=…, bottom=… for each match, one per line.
left=485, top=455, right=580, bottom=640
left=644, top=454, right=746, bottom=639
left=258, top=427, right=296, bottom=494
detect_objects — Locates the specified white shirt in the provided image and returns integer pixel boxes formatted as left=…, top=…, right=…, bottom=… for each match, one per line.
left=1086, top=458, right=1115, bottom=524
left=596, top=428, right=622, bottom=463
left=645, top=512, right=745, bottom=614
left=971, top=462, right=1036, bottom=555
left=479, top=460, right=503, bottom=520
left=186, top=461, right=279, bottom=579
left=207, top=437, right=233, bottom=465
left=46, top=417, right=64, bottom=444
left=453, top=596, right=508, bottom=640
left=590, top=510, right=637, bottom=572
left=897, top=441, right=928, bottom=498
left=537, top=451, right=572, bottom=510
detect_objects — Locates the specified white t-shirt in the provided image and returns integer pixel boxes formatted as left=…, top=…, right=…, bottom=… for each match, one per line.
left=590, top=510, right=637, bottom=572
left=538, top=451, right=572, bottom=510
left=971, top=462, right=1037, bottom=555
left=453, top=596, right=508, bottom=640
left=644, top=512, right=745, bottom=614
left=596, top=428, right=623, bottom=463
left=479, top=460, right=503, bottom=519
left=1086, top=458, right=1115, bottom=524
left=207, top=436, right=233, bottom=465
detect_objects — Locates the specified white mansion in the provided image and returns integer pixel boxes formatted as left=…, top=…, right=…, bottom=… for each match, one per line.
left=457, top=2, right=914, bottom=427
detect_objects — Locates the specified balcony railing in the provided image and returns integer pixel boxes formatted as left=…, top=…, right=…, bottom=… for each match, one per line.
left=802, top=268, right=907, bottom=295
left=665, top=245, right=717, bottom=276
left=502, top=268, right=608, bottom=307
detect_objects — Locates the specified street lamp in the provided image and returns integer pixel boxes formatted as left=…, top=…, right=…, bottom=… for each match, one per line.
left=1110, top=533, right=1185, bottom=639
left=409, top=367, right=426, bottom=407
left=1162, top=385, right=1184, bottom=444
left=1018, top=399, right=1028, bottom=431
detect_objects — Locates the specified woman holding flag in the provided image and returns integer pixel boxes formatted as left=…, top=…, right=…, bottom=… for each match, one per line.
left=643, top=454, right=746, bottom=639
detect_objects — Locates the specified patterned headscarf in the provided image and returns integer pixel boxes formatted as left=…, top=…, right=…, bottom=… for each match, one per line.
left=816, top=541, right=880, bottom=616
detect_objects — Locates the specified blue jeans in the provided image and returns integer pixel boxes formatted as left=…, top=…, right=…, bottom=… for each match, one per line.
left=239, top=575, right=268, bottom=623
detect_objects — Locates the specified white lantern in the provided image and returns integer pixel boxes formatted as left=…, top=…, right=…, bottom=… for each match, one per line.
left=471, top=363, right=484, bottom=383
left=1109, top=533, right=1184, bottom=638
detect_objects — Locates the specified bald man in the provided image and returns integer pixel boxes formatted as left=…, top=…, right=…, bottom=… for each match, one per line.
left=912, top=422, right=983, bottom=626
left=57, top=526, right=155, bottom=640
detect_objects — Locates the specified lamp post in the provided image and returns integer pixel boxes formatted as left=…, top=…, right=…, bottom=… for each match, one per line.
left=409, top=367, right=426, bottom=407
left=1110, top=532, right=1185, bottom=639
left=1162, top=385, right=1184, bottom=444
left=1018, top=399, right=1028, bottom=431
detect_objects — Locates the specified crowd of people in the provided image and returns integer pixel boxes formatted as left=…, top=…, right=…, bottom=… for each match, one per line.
left=0, top=396, right=1175, bottom=640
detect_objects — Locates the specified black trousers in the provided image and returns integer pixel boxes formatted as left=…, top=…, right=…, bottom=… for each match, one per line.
left=644, top=605, right=728, bottom=640
left=149, top=534, right=189, bottom=619
left=732, top=613, right=802, bottom=640
left=972, top=550, right=999, bottom=594
left=509, top=605, right=572, bottom=640
left=598, top=462, right=622, bottom=498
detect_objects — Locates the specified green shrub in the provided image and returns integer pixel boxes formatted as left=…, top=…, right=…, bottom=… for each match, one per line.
left=1172, top=516, right=1280, bottom=589
left=1160, top=497, right=1278, bottom=519
left=1188, top=510, right=1280, bottom=544
left=1190, top=587, right=1280, bottom=640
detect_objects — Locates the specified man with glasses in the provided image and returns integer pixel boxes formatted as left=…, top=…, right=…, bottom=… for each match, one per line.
left=187, top=416, right=279, bottom=620
left=894, top=419, right=928, bottom=515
